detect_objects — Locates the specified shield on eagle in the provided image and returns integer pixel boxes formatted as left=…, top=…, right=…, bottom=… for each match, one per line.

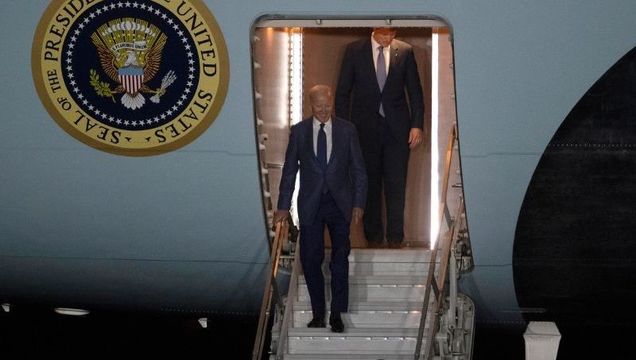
left=118, top=66, right=144, bottom=95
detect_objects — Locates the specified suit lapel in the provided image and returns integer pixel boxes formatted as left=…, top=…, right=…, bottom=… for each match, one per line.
left=361, top=40, right=382, bottom=93
left=387, top=42, right=400, bottom=83
left=303, top=119, right=321, bottom=169
left=328, top=120, right=341, bottom=170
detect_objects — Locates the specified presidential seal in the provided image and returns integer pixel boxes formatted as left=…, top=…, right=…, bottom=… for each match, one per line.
left=32, top=0, right=229, bottom=156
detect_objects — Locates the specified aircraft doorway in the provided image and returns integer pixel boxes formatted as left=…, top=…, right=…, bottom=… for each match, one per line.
left=251, top=18, right=459, bottom=249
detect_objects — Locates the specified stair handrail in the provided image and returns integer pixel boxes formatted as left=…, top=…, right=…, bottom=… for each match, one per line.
left=274, top=236, right=301, bottom=359
left=252, top=220, right=288, bottom=360
left=423, top=196, right=464, bottom=359
left=414, top=124, right=462, bottom=360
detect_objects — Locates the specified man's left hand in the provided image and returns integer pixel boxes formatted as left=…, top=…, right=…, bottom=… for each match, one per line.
left=408, top=128, right=423, bottom=149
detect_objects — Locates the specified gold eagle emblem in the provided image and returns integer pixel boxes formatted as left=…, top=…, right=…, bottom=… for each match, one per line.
left=90, top=18, right=175, bottom=110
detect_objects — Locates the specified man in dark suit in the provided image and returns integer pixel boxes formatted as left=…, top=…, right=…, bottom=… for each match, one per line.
left=335, top=27, right=424, bottom=248
left=275, top=85, right=367, bottom=333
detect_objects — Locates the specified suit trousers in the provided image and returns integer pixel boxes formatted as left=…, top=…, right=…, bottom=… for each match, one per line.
left=359, top=114, right=409, bottom=244
left=299, top=192, right=351, bottom=318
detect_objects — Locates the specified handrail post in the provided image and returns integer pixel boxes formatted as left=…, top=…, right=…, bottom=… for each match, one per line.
left=447, top=199, right=463, bottom=333
left=414, top=241, right=440, bottom=360
left=449, top=240, right=457, bottom=330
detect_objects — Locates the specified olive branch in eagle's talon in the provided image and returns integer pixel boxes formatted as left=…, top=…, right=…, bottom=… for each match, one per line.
left=89, top=69, right=116, bottom=103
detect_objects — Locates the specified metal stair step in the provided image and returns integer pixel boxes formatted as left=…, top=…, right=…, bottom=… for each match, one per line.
left=297, top=286, right=428, bottom=302
left=296, top=286, right=428, bottom=302
left=338, top=248, right=439, bottom=263
left=292, top=310, right=429, bottom=329
left=289, top=327, right=422, bottom=337
left=292, top=300, right=434, bottom=328
left=293, top=300, right=432, bottom=311
left=281, top=355, right=435, bottom=360
left=321, top=249, right=440, bottom=275
left=297, top=275, right=431, bottom=302
left=299, top=275, right=428, bottom=285
left=343, top=261, right=431, bottom=275
left=286, top=327, right=428, bottom=355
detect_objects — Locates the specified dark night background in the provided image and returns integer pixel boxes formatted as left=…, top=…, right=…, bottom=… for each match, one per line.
left=0, top=307, right=526, bottom=359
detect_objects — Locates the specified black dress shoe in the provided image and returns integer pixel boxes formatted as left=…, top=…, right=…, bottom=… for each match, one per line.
left=329, top=314, right=344, bottom=333
left=307, top=318, right=326, bottom=328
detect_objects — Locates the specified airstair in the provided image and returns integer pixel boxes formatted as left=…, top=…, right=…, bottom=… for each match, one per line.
left=253, top=126, right=474, bottom=359
left=282, top=244, right=474, bottom=359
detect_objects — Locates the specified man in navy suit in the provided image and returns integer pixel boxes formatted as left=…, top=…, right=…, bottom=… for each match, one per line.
left=336, top=27, right=425, bottom=248
left=275, top=85, right=367, bottom=333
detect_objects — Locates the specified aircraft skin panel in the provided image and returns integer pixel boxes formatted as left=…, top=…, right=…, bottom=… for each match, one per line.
left=459, top=266, right=523, bottom=326
left=1, top=0, right=636, bottom=319
left=0, top=150, right=267, bottom=262
left=448, top=0, right=636, bottom=154
left=460, top=154, right=540, bottom=264
left=0, top=256, right=267, bottom=314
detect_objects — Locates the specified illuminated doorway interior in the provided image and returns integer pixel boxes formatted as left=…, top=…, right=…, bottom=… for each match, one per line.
left=252, top=18, right=459, bottom=249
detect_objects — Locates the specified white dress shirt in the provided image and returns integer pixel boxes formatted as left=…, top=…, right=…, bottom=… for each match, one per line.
left=313, top=118, right=332, bottom=163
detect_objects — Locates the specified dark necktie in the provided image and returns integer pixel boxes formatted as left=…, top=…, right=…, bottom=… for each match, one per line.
left=376, top=46, right=386, bottom=116
left=317, top=123, right=327, bottom=170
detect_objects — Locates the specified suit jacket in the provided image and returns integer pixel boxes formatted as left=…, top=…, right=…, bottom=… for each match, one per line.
left=335, top=38, right=424, bottom=141
left=277, top=117, right=367, bottom=226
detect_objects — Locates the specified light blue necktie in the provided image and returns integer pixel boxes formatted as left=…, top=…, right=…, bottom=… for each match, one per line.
left=376, top=46, right=386, bottom=116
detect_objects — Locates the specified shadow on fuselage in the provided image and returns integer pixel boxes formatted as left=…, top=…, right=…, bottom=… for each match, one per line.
left=514, top=46, right=636, bottom=358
